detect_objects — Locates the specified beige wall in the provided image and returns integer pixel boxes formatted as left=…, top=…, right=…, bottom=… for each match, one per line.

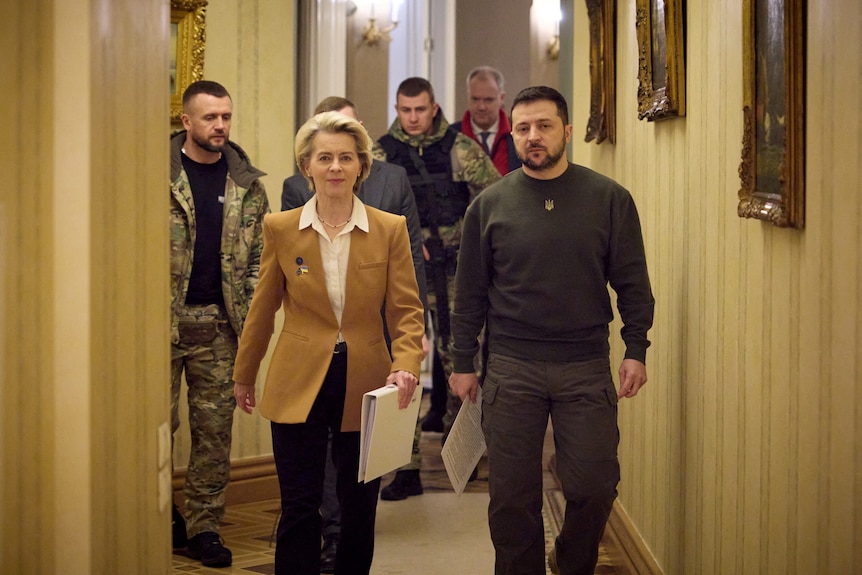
left=570, top=1, right=862, bottom=573
left=2, top=0, right=171, bottom=571
left=1, top=0, right=295, bottom=571
left=203, top=0, right=297, bottom=193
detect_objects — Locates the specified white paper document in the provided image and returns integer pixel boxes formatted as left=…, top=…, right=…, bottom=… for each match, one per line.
left=441, top=387, right=486, bottom=494
left=358, top=384, right=422, bottom=483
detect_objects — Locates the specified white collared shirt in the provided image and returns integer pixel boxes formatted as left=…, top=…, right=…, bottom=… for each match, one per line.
left=299, top=195, right=370, bottom=341
left=470, top=117, right=500, bottom=150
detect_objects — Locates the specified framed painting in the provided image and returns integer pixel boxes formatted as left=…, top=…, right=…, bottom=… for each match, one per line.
left=738, top=0, right=806, bottom=228
left=584, top=0, right=616, bottom=145
left=170, top=0, right=208, bottom=124
left=635, top=0, right=685, bottom=121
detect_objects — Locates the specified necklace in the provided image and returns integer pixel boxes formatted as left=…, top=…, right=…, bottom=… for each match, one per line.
left=317, top=211, right=351, bottom=228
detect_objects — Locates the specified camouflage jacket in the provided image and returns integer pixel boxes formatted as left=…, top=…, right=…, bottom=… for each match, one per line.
left=169, top=130, right=271, bottom=343
left=373, top=110, right=500, bottom=247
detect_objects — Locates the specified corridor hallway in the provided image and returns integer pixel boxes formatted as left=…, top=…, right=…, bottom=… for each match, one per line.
left=171, top=394, right=622, bottom=575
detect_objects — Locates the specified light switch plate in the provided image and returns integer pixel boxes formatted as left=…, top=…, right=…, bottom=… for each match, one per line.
left=158, top=466, right=171, bottom=512
left=158, top=421, right=171, bottom=468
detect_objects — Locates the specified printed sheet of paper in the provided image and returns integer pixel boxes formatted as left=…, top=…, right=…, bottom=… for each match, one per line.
left=441, top=387, right=486, bottom=494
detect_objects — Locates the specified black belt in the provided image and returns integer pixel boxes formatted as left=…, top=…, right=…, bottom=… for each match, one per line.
left=333, top=341, right=347, bottom=354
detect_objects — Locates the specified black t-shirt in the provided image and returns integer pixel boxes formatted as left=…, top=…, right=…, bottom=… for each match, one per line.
left=182, top=152, right=228, bottom=306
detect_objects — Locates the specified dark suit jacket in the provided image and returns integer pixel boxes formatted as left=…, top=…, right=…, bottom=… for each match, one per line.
left=283, top=160, right=428, bottom=310
left=232, top=207, right=425, bottom=431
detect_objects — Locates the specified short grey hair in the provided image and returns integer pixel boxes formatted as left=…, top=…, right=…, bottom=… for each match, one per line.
left=294, top=111, right=373, bottom=193
left=466, top=66, right=505, bottom=92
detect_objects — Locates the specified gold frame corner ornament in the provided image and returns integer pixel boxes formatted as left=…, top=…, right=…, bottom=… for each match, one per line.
left=170, top=0, right=208, bottom=124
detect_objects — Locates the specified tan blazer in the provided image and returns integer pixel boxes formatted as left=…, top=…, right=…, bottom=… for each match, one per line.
left=232, top=205, right=425, bottom=432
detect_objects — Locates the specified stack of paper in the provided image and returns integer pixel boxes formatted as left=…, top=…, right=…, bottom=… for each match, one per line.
left=358, top=384, right=422, bottom=483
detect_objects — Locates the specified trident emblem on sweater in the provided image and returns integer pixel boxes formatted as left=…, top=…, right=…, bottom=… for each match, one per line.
left=545, top=199, right=554, bottom=211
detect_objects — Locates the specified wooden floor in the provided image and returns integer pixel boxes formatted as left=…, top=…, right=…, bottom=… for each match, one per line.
left=172, top=394, right=624, bottom=574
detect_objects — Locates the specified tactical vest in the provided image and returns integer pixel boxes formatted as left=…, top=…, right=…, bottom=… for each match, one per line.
left=378, top=130, right=470, bottom=229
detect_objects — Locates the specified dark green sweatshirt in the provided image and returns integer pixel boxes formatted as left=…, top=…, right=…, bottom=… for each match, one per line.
left=451, top=164, right=655, bottom=372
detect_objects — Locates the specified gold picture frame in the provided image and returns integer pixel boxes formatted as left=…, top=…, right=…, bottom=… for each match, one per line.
left=584, top=0, right=616, bottom=145
left=738, top=0, right=806, bottom=228
left=635, top=0, right=686, bottom=121
left=170, top=0, right=208, bottom=124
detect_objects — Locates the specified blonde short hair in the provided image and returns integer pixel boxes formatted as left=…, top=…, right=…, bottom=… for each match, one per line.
left=294, top=111, right=373, bottom=192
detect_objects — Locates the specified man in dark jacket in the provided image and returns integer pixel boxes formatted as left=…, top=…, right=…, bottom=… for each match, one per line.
left=451, top=66, right=522, bottom=176
left=375, top=76, right=500, bottom=500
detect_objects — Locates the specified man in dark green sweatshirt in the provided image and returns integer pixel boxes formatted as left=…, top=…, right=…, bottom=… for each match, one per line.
left=449, top=86, right=655, bottom=575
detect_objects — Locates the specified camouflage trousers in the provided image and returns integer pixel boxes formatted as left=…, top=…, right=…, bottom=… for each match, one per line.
left=429, top=281, right=485, bottom=448
left=398, top=257, right=458, bottom=472
left=171, top=303, right=238, bottom=537
left=421, top=222, right=461, bottom=382
left=398, top=225, right=468, bottom=472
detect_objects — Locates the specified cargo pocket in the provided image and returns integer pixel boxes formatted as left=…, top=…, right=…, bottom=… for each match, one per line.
left=481, top=375, right=498, bottom=405
left=177, top=318, right=218, bottom=344
left=605, top=385, right=619, bottom=407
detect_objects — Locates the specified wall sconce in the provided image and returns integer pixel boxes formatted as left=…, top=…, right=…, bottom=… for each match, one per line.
left=356, top=0, right=402, bottom=47
left=547, top=34, right=560, bottom=60
left=537, top=1, right=562, bottom=60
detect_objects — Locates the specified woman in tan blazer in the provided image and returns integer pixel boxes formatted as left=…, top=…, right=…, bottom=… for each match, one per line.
left=232, top=112, right=425, bottom=575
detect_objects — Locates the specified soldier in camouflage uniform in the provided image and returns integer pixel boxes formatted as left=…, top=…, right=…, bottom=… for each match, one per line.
left=169, top=80, right=270, bottom=567
left=375, top=77, right=500, bottom=500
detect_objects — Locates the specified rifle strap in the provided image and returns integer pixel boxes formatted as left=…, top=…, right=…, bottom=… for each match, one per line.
left=406, top=144, right=451, bottom=341
left=406, top=145, right=442, bottom=239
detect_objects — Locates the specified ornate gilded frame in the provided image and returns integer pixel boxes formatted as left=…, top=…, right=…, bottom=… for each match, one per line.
left=584, top=0, right=616, bottom=144
left=738, top=0, right=806, bottom=228
left=170, top=0, right=208, bottom=123
left=635, top=0, right=685, bottom=121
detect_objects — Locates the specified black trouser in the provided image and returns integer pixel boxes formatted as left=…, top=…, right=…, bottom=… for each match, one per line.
left=482, top=353, right=620, bottom=575
left=271, top=350, right=381, bottom=575
left=320, top=434, right=341, bottom=541
left=429, top=345, right=448, bottom=414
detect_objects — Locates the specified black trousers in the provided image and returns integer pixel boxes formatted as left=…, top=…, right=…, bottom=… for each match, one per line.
left=271, top=350, right=382, bottom=575
left=483, top=353, right=620, bottom=575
